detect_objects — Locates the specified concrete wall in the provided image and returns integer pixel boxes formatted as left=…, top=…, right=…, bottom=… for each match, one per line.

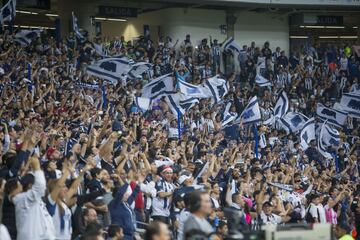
left=234, top=11, right=289, bottom=53
left=59, top=4, right=289, bottom=53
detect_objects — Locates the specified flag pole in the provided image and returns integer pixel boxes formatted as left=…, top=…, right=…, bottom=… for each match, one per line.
left=177, top=109, right=181, bottom=139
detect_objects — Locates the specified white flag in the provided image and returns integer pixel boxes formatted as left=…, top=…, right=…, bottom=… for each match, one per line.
left=321, top=123, right=340, bottom=147
left=236, top=96, right=262, bottom=124
left=222, top=102, right=238, bottom=127
left=142, top=74, right=174, bottom=100
left=127, top=62, right=153, bottom=80
left=339, top=93, right=360, bottom=119
left=300, top=118, right=316, bottom=150
left=318, top=122, right=334, bottom=159
left=255, top=74, right=271, bottom=87
left=165, top=93, right=199, bottom=118
left=178, top=78, right=208, bottom=99
left=14, top=30, right=41, bottom=46
left=0, top=0, right=16, bottom=24
left=222, top=37, right=241, bottom=53
left=134, top=97, right=151, bottom=112
left=72, top=12, right=85, bottom=41
left=203, top=76, right=228, bottom=104
left=86, top=57, right=133, bottom=84
left=273, top=90, right=289, bottom=119
left=316, top=103, right=347, bottom=127
left=279, top=112, right=308, bottom=134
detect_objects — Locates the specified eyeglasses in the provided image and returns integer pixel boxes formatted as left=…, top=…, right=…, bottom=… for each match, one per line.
left=163, top=172, right=173, bottom=175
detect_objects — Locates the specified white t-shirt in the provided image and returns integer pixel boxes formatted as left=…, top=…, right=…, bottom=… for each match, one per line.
left=47, top=195, right=72, bottom=240
left=13, top=170, right=56, bottom=240
left=260, top=212, right=282, bottom=225
left=308, top=203, right=326, bottom=223
left=0, top=224, right=11, bottom=240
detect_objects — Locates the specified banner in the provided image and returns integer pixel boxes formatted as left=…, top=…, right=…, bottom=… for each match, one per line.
left=300, top=118, right=316, bottom=150
left=316, top=103, right=347, bottom=127
left=340, top=93, right=360, bottom=118
left=141, top=74, right=174, bottom=99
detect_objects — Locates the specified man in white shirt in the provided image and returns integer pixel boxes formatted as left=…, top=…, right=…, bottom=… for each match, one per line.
left=306, top=194, right=326, bottom=223
left=11, top=156, right=55, bottom=240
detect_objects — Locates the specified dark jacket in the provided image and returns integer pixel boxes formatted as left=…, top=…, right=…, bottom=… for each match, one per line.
left=108, top=183, right=140, bottom=238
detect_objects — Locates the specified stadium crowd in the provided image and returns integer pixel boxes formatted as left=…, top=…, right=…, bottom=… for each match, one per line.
left=0, top=27, right=359, bottom=240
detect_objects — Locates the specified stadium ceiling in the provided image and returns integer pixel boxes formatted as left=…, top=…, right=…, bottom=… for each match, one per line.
left=27, top=0, right=360, bottom=15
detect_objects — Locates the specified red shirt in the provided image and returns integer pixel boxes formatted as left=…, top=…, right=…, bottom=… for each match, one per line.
left=130, top=181, right=144, bottom=209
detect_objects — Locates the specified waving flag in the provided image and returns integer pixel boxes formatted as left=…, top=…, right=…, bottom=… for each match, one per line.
left=339, top=93, right=360, bottom=118
left=255, top=74, right=271, bottom=87
left=204, top=76, right=228, bottom=104
left=316, top=103, right=347, bottom=127
left=273, top=90, right=289, bottom=119
left=14, top=29, right=41, bottom=46
left=222, top=102, right=238, bottom=127
left=72, top=12, right=85, bottom=41
left=178, top=78, right=208, bottom=99
left=165, top=93, right=199, bottom=118
left=321, top=123, right=340, bottom=147
left=235, top=96, right=262, bottom=125
left=141, top=74, right=174, bottom=99
left=318, top=122, right=334, bottom=159
left=86, top=57, right=133, bottom=84
left=127, top=62, right=153, bottom=80
left=279, top=112, right=308, bottom=134
left=134, top=97, right=152, bottom=112
left=222, top=37, right=241, bottom=74
left=0, top=0, right=16, bottom=24
left=222, top=37, right=241, bottom=53
left=300, top=118, right=316, bottom=150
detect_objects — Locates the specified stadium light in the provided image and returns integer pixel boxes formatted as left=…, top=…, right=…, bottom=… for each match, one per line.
left=304, top=25, right=325, bottom=29
left=290, top=36, right=308, bottom=39
left=16, top=10, right=38, bottom=15
left=324, top=26, right=345, bottom=29
left=94, top=17, right=126, bottom=22
left=45, top=13, right=59, bottom=17
left=339, top=36, right=358, bottom=39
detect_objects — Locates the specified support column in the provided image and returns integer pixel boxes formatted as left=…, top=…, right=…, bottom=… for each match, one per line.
left=226, top=10, right=237, bottom=39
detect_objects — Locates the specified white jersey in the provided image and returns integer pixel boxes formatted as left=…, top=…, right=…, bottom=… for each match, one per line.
left=13, top=170, right=56, bottom=240
left=152, top=179, right=175, bottom=217
left=47, top=195, right=72, bottom=240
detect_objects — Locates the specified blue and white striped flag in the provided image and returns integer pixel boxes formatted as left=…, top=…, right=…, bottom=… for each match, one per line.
left=127, top=62, right=153, bottom=80
left=318, top=122, right=335, bottom=159
left=72, top=11, right=85, bottom=41
left=300, top=117, right=316, bottom=150
left=86, top=57, right=133, bottom=84
left=321, top=123, right=340, bottom=147
left=273, top=90, right=289, bottom=119
left=14, top=29, right=41, bottom=46
left=339, top=93, right=360, bottom=119
left=235, top=96, right=262, bottom=125
left=178, top=78, right=208, bottom=99
left=222, top=102, right=238, bottom=127
left=165, top=93, right=199, bottom=118
left=316, top=103, right=347, bottom=127
left=255, top=74, right=271, bottom=87
left=141, top=73, right=174, bottom=100
left=279, top=112, right=308, bottom=134
left=203, top=76, right=228, bottom=104
left=134, top=96, right=152, bottom=112
left=222, top=37, right=241, bottom=53
left=0, top=0, right=16, bottom=24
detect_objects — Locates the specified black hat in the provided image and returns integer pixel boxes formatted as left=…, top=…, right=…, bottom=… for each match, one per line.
left=263, top=201, right=273, bottom=207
